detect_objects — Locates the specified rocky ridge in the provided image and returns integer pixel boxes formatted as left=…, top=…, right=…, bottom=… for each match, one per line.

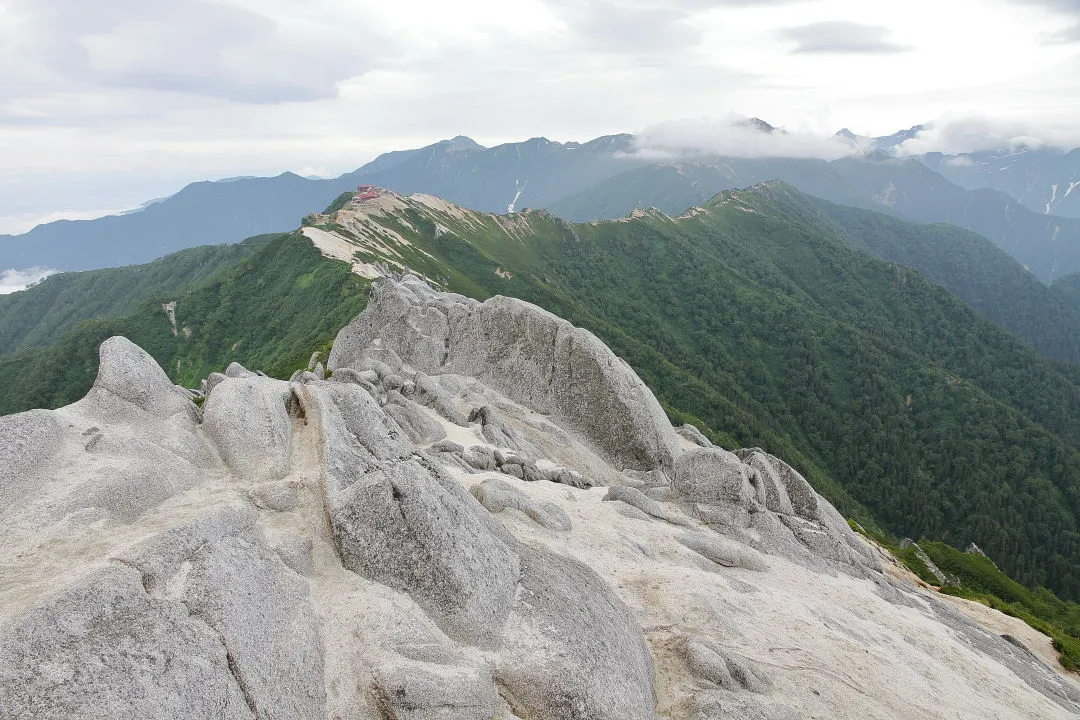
left=1, top=275, right=1078, bottom=719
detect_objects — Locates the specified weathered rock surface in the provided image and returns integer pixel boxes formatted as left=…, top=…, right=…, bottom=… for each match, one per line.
left=372, top=658, right=496, bottom=720
left=330, top=456, right=521, bottom=649
left=90, top=336, right=195, bottom=419
left=0, top=409, right=62, bottom=509
left=1, top=564, right=256, bottom=720
left=203, top=376, right=293, bottom=481
left=680, top=636, right=772, bottom=693
left=384, top=390, right=448, bottom=444
left=678, top=532, right=769, bottom=572
left=739, top=450, right=795, bottom=515
left=308, top=383, right=520, bottom=649
left=605, top=484, right=693, bottom=526
left=676, top=423, right=713, bottom=448
left=2, top=274, right=1078, bottom=720
left=329, top=275, right=681, bottom=472
left=1, top=499, right=326, bottom=720
left=471, top=476, right=572, bottom=531
left=673, top=445, right=878, bottom=571
left=674, top=447, right=757, bottom=506
left=497, top=545, right=657, bottom=720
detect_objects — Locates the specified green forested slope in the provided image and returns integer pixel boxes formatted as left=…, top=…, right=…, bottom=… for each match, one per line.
left=0, top=238, right=270, bottom=354
left=0, top=233, right=369, bottom=411
left=1053, top=271, right=1080, bottom=313
left=557, top=175, right=1080, bottom=363
left=744, top=188, right=1080, bottom=363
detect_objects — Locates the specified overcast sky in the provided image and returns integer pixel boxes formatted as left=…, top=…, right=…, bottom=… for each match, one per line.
left=1, top=0, right=1079, bottom=234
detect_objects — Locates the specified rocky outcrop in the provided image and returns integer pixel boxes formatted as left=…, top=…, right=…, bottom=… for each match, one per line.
left=679, top=636, right=772, bottom=694
left=372, top=658, right=497, bottom=720
left=965, top=542, right=999, bottom=569
left=2, top=564, right=260, bottom=719
left=471, top=477, right=572, bottom=531
left=329, top=275, right=681, bottom=472
left=1, top=318, right=665, bottom=718
left=674, top=447, right=758, bottom=506
left=498, top=546, right=657, bottom=720
left=0, top=409, right=62, bottom=510
left=739, top=449, right=795, bottom=515
left=671, top=445, right=877, bottom=569
left=89, top=336, right=195, bottom=419
left=307, top=381, right=519, bottom=649
left=899, top=538, right=953, bottom=586
left=2, top=275, right=1078, bottom=720
left=203, top=376, right=293, bottom=481
left=326, top=454, right=522, bottom=649
left=676, top=423, right=713, bottom=448
left=678, top=532, right=769, bottom=572
left=604, top=484, right=694, bottom=526
left=1, top=501, right=326, bottom=719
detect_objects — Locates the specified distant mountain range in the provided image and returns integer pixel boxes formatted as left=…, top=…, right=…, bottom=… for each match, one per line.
left=3, top=125, right=1080, bottom=284
left=0, top=172, right=343, bottom=271
left=0, top=134, right=647, bottom=273
left=835, top=124, right=926, bottom=153
left=921, top=147, right=1080, bottom=219
left=838, top=126, right=1080, bottom=219
left=546, top=151, right=1080, bottom=283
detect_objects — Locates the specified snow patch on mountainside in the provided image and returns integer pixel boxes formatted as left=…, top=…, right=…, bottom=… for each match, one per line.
left=1047, top=184, right=1059, bottom=214
left=507, top=180, right=524, bottom=213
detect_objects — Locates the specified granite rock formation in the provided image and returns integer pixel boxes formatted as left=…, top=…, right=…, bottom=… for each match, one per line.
left=2, top=277, right=1078, bottom=720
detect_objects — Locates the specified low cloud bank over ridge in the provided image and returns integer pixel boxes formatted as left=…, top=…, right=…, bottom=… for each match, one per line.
left=631, top=115, right=1080, bottom=161
left=0, top=267, right=57, bottom=295
left=895, top=117, right=1080, bottom=155
left=631, top=116, right=856, bottom=160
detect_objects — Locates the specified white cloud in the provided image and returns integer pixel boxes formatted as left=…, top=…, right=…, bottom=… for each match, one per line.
left=1006, top=1, right=1080, bottom=41
left=632, top=116, right=856, bottom=160
left=943, top=155, right=974, bottom=167
left=1, top=0, right=1079, bottom=222
left=0, top=267, right=57, bottom=294
left=1046, top=22, right=1080, bottom=41
left=896, top=116, right=1080, bottom=155
left=0, top=0, right=387, bottom=105
left=778, top=21, right=913, bottom=54
left=544, top=0, right=801, bottom=56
